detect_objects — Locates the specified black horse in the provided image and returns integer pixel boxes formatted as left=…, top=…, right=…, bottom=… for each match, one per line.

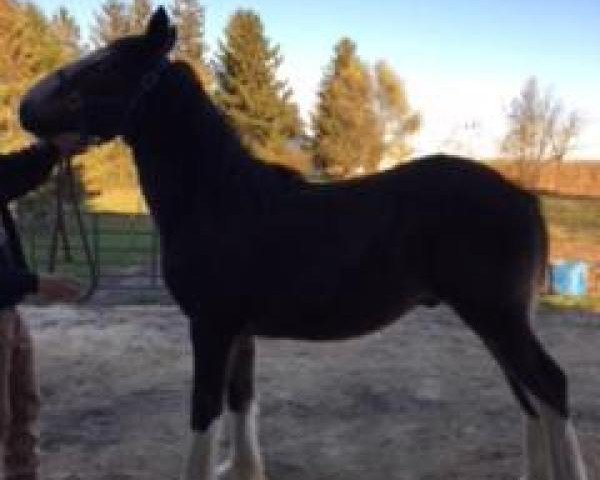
left=19, top=8, right=587, bottom=480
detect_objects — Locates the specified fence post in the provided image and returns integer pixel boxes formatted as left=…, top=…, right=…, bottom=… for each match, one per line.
left=150, top=227, right=159, bottom=287
left=93, top=214, right=101, bottom=279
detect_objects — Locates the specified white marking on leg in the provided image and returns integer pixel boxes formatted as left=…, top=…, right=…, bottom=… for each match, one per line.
left=219, top=402, right=266, bottom=480
left=181, top=417, right=222, bottom=480
left=536, top=400, right=588, bottom=480
left=522, top=414, right=551, bottom=480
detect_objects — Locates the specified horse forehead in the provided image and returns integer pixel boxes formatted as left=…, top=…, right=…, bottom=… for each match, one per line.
left=65, top=49, right=112, bottom=77
left=27, top=49, right=111, bottom=103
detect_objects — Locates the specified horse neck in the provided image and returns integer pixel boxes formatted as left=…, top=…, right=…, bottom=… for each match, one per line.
left=125, top=63, right=285, bottom=230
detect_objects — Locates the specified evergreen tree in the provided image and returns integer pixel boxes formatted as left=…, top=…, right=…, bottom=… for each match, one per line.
left=312, top=38, right=382, bottom=177
left=51, top=6, right=81, bottom=60
left=129, top=0, right=152, bottom=35
left=215, top=9, right=302, bottom=163
left=373, top=61, right=420, bottom=167
left=170, top=0, right=211, bottom=86
left=91, top=0, right=129, bottom=47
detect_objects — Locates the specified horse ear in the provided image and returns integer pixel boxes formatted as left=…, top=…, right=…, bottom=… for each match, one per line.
left=145, top=6, right=177, bottom=56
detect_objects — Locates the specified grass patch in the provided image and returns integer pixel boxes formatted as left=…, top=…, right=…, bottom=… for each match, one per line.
left=541, top=294, right=600, bottom=313
left=540, top=195, right=600, bottom=243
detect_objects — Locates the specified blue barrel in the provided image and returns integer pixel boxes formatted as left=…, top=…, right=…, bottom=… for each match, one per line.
left=550, top=261, right=588, bottom=296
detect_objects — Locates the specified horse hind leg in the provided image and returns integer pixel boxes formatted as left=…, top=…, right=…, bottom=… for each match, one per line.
left=507, top=337, right=587, bottom=480
left=457, top=303, right=588, bottom=480
left=219, top=335, right=266, bottom=480
left=503, top=376, right=555, bottom=480
left=501, top=375, right=552, bottom=480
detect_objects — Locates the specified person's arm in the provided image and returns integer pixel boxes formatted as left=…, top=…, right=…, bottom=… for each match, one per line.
left=0, top=268, right=38, bottom=309
left=0, top=134, right=89, bottom=204
left=0, top=141, right=60, bottom=204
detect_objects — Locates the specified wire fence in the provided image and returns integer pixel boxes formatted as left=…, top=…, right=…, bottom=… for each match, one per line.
left=17, top=163, right=169, bottom=305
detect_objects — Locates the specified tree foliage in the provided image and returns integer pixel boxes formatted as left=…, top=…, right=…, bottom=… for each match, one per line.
left=215, top=9, right=303, bottom=165
left=502, top=77, right=581, bottom=162
left=0, top=1, right=66, bottom=151
left=373, top=61, right=420, bottom=167
left=51, top=6, right=81, bottom=60
left=91, top=0, right=129, bottom=48
left=128, top=0, right=152, bottom=35
left=501, top=77, right=582, bottom=187
left=312, top=38, right=383, bottom=178
left=170, top=0, right=211, bottom=86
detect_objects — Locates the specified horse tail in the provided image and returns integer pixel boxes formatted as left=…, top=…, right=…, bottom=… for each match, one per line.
left=529, top=193, right=549, bottom=290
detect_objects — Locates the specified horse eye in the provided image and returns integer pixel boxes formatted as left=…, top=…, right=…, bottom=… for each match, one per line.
left=66, top=92, right=83, bottom=110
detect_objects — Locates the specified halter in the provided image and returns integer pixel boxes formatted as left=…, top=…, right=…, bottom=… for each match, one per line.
left=67, top=56, right=171, bottom=144
left=117, top=57, right=171, bottom=138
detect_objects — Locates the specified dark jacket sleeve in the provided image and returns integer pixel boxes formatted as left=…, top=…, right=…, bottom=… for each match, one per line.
left=0, top=141, right=60, bottom=203
left=0, top=268, right=38, bottom=309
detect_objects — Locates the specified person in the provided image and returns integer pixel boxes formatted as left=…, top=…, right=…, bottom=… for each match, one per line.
left=0, top=134, right=87, bottom=480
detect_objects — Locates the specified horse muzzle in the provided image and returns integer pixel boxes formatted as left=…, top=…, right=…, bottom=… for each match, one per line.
left=19, top=97, right=44, bottom=135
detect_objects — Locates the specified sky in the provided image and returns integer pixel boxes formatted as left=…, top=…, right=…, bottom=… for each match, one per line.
left=34, top=0, right=600, bottom=159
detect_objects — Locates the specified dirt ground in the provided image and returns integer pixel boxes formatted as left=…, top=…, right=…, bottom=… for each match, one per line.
left=21, top=304, right=600, bottom=480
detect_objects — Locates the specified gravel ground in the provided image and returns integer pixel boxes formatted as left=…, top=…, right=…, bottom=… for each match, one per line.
left=19, top=304, right=600, bottom=480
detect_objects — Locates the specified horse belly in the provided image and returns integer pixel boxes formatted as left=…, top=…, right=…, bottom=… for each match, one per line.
left=251, top=282, right=418, bottom=341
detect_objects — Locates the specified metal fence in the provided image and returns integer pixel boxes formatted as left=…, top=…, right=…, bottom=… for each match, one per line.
left=17, top=163, right=169, bottom=304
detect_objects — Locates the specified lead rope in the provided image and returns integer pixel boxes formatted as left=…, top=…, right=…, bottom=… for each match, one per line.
left=49, top=158, right=98, bottom=301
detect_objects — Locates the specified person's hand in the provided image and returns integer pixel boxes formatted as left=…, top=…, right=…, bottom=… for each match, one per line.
left=48, top=132, right=89, bottom=158
left=37, top=274, right=82, bottom=303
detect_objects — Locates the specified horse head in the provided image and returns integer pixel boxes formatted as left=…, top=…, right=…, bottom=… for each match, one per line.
left=19, top=6, right=176, bottom=143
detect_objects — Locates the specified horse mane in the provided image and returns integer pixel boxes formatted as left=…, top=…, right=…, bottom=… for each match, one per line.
left=167, top=61, right=306, bottom=189
left=128, top=59, right=310, bottom=223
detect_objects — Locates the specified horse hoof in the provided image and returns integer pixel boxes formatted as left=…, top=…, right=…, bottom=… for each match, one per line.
left=217, top=461, right=267, bottom=480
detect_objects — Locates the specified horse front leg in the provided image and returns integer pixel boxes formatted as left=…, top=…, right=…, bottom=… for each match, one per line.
left=181, top=322, right=235, bottom=480
left=219, top=335, right=266, bottom=480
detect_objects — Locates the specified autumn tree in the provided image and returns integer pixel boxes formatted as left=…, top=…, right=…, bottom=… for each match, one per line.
left=91, top=0, right=129, bottom=48
left=373, top=61, right=420, bottom=167
left=128, top=0, right=152, bottom=34
left=312, top=38, right=382, bottom=178
left=501, top=76, right=582, bottom=187
left=0, top=1, right=65, bottom=151
left=170, top=0, right=211, bottom=86
left=50, top=6, right=81, bottom=60
left=215, top=9, right=303, bottom=165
